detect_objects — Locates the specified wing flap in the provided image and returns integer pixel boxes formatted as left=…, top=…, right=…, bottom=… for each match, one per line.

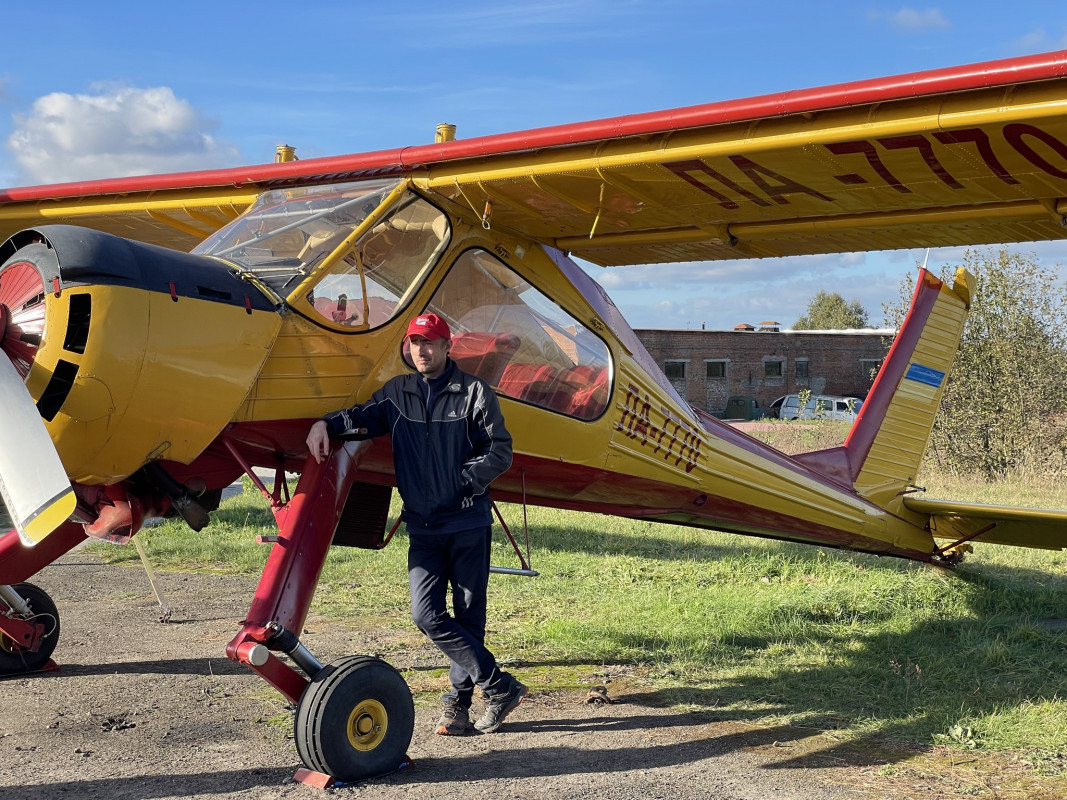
left=903, top=496, right=1067, bottom=550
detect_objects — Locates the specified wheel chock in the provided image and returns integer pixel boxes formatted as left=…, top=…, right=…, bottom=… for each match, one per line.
left=292, top=754, right=414, bottom=789
left=0, top=658, right=60, bottom=681
left=293, top=768, right=335, bottom=789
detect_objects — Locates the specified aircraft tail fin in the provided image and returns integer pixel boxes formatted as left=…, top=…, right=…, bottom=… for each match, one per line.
left=794, top=267, right=972, bottom=511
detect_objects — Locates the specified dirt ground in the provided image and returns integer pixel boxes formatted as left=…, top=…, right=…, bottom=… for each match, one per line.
left=0, top=550, right=1053, bottom=800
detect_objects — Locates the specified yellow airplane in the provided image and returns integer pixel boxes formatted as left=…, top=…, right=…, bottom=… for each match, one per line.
left=4, top=49, right=1067, bottom=782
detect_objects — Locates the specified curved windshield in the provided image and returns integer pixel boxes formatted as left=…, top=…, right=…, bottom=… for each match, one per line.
left=193, top=179, right=451, bottom=330
left=192, top=178, right=401, bottom=293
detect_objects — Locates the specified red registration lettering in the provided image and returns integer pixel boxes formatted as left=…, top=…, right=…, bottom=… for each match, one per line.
left=934, top=128, right=1020, bottom=185
left=825, top=140, right=909, bottom=192
left=1005, top=123, right=1067, bottom=179
left=664, top=159, right=769, bottom=210
left=877, top=135, right=963, bottom=189
left=727, top=155, right=834, bottom=204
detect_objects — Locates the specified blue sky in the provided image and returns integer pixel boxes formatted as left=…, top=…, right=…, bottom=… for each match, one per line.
left=2, top=1, right=1066, bottom=330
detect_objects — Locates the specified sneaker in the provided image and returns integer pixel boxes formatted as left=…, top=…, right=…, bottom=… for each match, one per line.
left=474, top=680, right=528, bottom=733
left=435, top=703, right=474, bottom=736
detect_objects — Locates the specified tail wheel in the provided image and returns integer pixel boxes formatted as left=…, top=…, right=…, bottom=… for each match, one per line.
left=294, top=655, right=414, bottom=782
left=0, top=258, right=47, bottom=378
left=0, top=582, right=60, bottom=674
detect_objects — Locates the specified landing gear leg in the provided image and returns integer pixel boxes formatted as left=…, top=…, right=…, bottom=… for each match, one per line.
left=225, top=443, right=415, bottom=782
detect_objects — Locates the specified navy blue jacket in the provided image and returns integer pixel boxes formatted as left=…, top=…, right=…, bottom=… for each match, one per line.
left=322, top=360, right=513, bottom=533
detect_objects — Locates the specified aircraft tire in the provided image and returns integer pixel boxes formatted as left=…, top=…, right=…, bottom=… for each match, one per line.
left=0, top=582, right=60, bottom=674
left=294, top=654, right=414, bottom=782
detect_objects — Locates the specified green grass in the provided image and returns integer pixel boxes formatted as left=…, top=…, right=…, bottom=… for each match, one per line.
left=90, top=471, right=1067, bottom=761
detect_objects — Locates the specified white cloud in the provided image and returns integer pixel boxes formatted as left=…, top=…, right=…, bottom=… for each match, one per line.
left=888, top=7, right=951, bottom=32
left=7, top=84, right=241, bottom=185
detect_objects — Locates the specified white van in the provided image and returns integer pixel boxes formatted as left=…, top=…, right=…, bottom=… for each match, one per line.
left=776, top=394, right=863, bottom=421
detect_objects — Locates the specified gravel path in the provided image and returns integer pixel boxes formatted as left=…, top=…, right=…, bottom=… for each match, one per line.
left=0, top=550, right=888, bottom=799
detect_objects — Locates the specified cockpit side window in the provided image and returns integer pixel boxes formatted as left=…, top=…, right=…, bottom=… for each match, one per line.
left=405, top=248, right=613, bottom=420
left=305, top=196, right=450, bottom=329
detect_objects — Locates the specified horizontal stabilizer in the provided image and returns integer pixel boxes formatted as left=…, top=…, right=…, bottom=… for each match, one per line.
left=904, top=496, right=1067, bottom=551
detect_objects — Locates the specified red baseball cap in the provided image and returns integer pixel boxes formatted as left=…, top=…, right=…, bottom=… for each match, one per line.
left=405, top=313, right=451, bottom=341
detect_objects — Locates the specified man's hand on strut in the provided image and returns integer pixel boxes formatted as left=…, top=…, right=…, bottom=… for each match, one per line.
left=306, top=420, right=331, bottom=464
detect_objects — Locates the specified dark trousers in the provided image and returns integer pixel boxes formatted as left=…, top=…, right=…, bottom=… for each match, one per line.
left=408, top=525, right=508, bottom=706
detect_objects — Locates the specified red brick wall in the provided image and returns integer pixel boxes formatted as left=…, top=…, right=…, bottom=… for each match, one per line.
left=634, top=329, right=892, bottom=414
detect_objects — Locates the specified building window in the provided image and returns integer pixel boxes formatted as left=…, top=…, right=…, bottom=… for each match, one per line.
left=795, top=359, right=809, bottom=379
left=763, top=360, right=783, bottom=378
left=705, top=360, right=727, bottom=379
left=860, top=359, right=882, bottom=380
left=665, top=360, right=687, bottom=380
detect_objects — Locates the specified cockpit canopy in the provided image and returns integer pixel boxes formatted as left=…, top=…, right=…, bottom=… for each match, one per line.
left=193, top=179, right=451, bottom=330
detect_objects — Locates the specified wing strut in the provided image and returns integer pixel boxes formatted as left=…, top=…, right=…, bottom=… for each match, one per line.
left=375, top=500, right=538, bottom=577
left=490, top=467, right=538, bottom=577
left=491, top=500, right=538, bottom=577
left=375, top=471, right=538, bottom=577
left=931, top=523, right=997, bottom=565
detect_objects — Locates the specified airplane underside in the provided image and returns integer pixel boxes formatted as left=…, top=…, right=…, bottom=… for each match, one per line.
left=0, top=404, right=940, bottom=589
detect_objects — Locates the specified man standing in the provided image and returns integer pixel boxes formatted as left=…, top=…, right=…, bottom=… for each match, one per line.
left=306, top=313, right=526, bottom=735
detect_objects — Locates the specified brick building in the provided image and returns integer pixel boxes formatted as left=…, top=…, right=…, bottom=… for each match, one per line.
left=634, top=323, right=893, bottom=415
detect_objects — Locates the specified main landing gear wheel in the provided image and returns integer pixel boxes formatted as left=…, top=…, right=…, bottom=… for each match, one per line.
left=0, top=582, right=60, bottom=674
left=294, top=655, right=414, bottom=782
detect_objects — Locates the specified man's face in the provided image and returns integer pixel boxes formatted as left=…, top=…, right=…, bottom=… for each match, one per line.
left=408, top=335, right=450, bottom=378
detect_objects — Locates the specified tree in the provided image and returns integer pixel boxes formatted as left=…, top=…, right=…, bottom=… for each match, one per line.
left=793, top=291, right=869, bottom=329
left=888, top=248, right=1067, bottom=479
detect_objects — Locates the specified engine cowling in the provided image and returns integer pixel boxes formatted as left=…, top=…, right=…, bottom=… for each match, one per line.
left=0, top=225, right=283, bottom=486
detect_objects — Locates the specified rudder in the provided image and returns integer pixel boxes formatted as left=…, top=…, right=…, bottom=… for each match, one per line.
left=844, top=267, right=972, bottom=509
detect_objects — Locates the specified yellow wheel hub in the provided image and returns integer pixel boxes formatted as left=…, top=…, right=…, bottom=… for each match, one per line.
left=346, top=700, right=388, bottom=751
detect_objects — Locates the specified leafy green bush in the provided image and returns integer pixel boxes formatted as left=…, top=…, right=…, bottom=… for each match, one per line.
left=886, top=248, right=1067, bottom=479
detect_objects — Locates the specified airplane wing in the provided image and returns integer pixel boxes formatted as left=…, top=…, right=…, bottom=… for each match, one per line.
left=2, top=50, right=1067, bottom=261
left=0, top=182, right=262, bottom=251
left=419, top=50, right=1067, bottom=266
left=903, top=496, right=1067, bottom=550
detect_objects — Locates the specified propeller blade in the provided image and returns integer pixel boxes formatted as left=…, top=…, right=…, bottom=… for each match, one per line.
left=0, top=354, right=76, bottom=546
